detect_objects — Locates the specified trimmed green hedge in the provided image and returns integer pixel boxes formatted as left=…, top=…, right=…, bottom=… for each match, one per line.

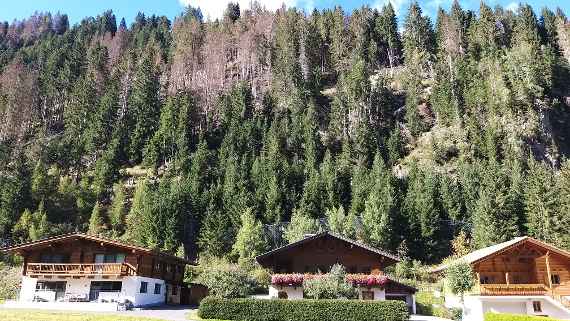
left=198, top=297, right=409, bottom=321
left=485, top=313, right=562, bottom=321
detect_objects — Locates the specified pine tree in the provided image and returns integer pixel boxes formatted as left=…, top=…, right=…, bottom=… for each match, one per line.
left=88, top=202, right=105, bottom=235
left=232, top=208, right=267, bottom=264
left=127, top=52, right=161, bottom=163
left=524, top=159, right=562, bottom=246
left=284, top=209, right=318, bottom=243
left=403, top=1, right=435, bottom=58
left=327, top=206, right=346, bottom=235
left=361, top=153, right=395, bottom=249
left=124, top=179, right=151, bottom=244
left=198, top=186, right=234, bottom=256
left=556, top=161, right=570, bottom=249
left=109, top=183, right=127, bottom=234
left=472, top=162, right=521, bottom=248
left=376, top=3, right=402, bottom=69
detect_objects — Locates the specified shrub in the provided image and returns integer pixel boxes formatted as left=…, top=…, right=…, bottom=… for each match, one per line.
left=196, top=259, right=254, bottom=298
left=485, top=313, right=561, bottom=321
left=0, top=263, right=21, bottom=300
left=445, top=261, right=475, bottom=299
left=303, top=264, right=357, bottom=299
left=198, top=297, right=409, bottom=321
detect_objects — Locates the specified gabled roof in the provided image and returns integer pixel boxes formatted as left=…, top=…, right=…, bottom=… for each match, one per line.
left=256, top=231, right=400, bottom=265
left=0, top=233, right=195, bottom=265
left=431, top=236, right=570, bottom=273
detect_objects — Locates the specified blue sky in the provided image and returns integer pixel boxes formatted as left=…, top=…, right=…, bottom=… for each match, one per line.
left=1, top=0, right=569, bottom=26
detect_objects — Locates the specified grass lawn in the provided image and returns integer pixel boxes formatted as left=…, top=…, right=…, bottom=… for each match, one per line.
left=0, top=309, right=161, bottom=321
left=187, top=310, right=229, bottom=321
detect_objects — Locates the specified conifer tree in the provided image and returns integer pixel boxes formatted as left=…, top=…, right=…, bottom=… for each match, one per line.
left=362, top=153, right=395, bottom=249
left=284, top=209, right=318, bottom=243
left=232, top=208, right=267, bottom=264
left=88, top=202, right=105, bottom=235
left=376, top=3, right=402, bottom=69
left=524, top=159, right=563, bottom=246
left=109, top=183, right=126, bottom=234
left=127, top=52, right=160, bottom=163
left=556, top=161, right=570, bottom=248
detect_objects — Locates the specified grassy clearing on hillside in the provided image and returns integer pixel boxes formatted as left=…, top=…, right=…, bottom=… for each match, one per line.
left=0, top=309, right=161, bottom=321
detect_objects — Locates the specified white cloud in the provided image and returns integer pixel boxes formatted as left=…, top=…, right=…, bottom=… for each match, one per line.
left=179, top=0, right=297, bottom=21
left=506, top=2, right=519, bottom=12
left=373, top=0, right=410, bottom=15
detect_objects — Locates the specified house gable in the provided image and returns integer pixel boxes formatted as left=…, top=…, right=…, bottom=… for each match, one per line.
left=256, top=232, right=399, bottom=274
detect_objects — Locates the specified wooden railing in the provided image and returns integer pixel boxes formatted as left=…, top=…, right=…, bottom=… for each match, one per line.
left=551, top=292, right=570, bottom=309
left=26, top=263, right=137, bottom=277
left=479, top=284, right=549, bottom=296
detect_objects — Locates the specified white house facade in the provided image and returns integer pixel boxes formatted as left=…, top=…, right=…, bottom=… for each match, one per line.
left=1, top=233, right=193, bottom=311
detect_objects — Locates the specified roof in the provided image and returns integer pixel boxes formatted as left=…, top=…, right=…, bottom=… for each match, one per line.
left=431, top=236, right=570, bottom=273
left=256, top=231, right=400, bottom=265
left=385, top=278, right=418, bottom=294
left=0, top=233, right=195, bottom=265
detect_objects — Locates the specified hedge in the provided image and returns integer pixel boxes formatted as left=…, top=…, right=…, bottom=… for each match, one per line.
left=485, top=313, right=562, bottom=321
left=198, top=297, right=409, bottom=321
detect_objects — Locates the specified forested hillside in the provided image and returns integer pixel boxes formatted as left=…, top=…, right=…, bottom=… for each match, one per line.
left=1, top=1, right=569, bottom=265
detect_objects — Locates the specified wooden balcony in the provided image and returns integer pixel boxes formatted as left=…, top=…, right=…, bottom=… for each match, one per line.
left=479, top=284, right=549, bottom=296
left=26, top=263, right=137, bottom=277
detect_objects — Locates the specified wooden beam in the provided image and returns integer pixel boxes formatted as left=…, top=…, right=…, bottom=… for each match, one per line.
left=546, top=251, right=553, bottom=289
left=505, top=272, right=510, bottom=285
left=22, top=255, right=28, bottom=276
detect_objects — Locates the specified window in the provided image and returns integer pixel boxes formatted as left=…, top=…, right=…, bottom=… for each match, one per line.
left=94, top=253, right=126, bottom=263
left=40, top=254, right=69, bottom=263
left=533, top=301, right=542, bottom=313
left=154, top=284, right=161, bottom=295
left=347, top=266, right=358, bottom=274
left=172, top=285, right=178, bottom=296
left=551, top=275, right=561, bottom=285
left=362, top=291, right=374, bottom=300
left=361, top=267, right=371, bottom=274
left=140, top=282, right=148, bottom=294
left=480, top=276, right=494, bottom=284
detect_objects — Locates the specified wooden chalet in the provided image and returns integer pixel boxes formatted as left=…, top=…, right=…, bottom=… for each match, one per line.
left=1, top=233, right=195, bottom=309
left=433, top=236, right=570, bottom=319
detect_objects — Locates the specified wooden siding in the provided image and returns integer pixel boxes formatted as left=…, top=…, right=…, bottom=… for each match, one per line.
left=261, top=235, right=390, bottom=274
left=21, top=238, right=185, bottom=284
left=472, top=241, right=570, bottom=297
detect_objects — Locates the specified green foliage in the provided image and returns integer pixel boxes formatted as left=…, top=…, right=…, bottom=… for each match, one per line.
left=88, top=202, right=105, bottom=235
left=232, top=208, right=267, bottom=264
left=195, top=258, right=255, bottom=299
left=109, top=183, right=127, bottom=234
left=1, top=2, right=570, bottom=268
left=303, top=264, right=358, bottom=299
left=361, top=153, right=395, bottom=249
left=284, top=209, right=318, bottom=244
left=0, top=263, right=20, bottom=300
left=198, top=297, right=409, bottom=321
left=444, top=261, right=475, bottom=298
left=484, top=313, right=562, bottom=321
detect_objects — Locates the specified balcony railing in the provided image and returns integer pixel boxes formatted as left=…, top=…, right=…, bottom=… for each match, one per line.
left=26, top=263, right=137, bottom=277
left=479, top=284, right=549, bottom=296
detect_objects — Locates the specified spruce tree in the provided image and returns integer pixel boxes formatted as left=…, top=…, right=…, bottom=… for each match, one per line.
left=524, top=159, right=562, bottom=246
left=232, top=208, right=267, bottom=264
left=284, top=209, right=318, bottom=243
left=88, top=202, right=105, bottom=235
left=127, top=52, right=160, bottom=163
left=109, top=183, right=126, bottom=234
left=362, top=153, right=395, bottom=249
